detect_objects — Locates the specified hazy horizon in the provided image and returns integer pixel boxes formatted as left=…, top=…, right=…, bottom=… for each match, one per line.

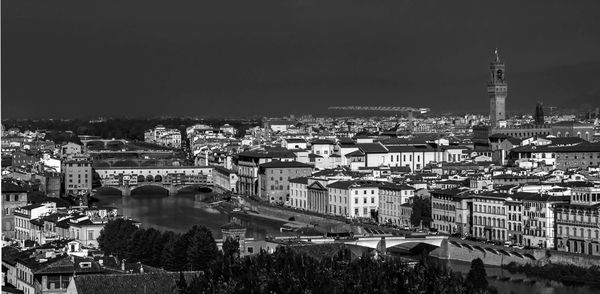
left=3, top=0, right=600, bottom=119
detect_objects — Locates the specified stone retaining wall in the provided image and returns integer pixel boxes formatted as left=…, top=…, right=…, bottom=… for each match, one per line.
left=431, top=239, right=600, bottom=267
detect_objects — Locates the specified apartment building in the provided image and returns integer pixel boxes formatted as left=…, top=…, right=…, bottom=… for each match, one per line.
left=472, top=193, right=509, bottom=242
left=555, top=186, right=600, bottom=255
left=258, top=161, right=313, bottom=203
left=522, top=194, right=569, bottom=249
left=63, top=160, right=92, bottom=196
left=430, top=188, right=470, bottom=235
left=378, top=183, right=415, bottom=225
left=235, top=149, right=295, bottom=196
left=288, top=177, right=308, bottom=209
left=14, top=202, right=57, bottom=243
left=2, top=180, right=29, bottom=238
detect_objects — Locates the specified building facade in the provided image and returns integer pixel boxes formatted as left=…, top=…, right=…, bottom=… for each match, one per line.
left=258, top=161, right=313, bottom=203
left=2, top=180, right=29, bottom=238
left=555, top=186, right=600, bottom=255
left=63, top=160, right=92, bottom=196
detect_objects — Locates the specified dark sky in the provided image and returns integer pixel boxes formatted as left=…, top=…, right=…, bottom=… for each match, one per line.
left=3, top=0, right=600, bottom=118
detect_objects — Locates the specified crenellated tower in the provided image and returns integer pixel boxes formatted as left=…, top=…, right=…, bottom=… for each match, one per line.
left=488, top=49, right=507, bottom=126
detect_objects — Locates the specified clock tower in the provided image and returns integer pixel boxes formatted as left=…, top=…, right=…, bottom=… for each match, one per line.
left=488, top=49, right=507, bottom=126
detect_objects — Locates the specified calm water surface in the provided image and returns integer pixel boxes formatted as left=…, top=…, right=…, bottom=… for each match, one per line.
left=443, top=259, right=596, bottom=294
left=95, top=193, right=289, bottom=239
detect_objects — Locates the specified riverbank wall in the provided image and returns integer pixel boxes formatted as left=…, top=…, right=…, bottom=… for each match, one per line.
left=431, top=238, right=600, bottom=267
left=239, top=198, right=351, bottom=232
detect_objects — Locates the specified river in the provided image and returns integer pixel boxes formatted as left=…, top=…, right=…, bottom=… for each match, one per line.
left=95, top=192, right=290, bottom=239
left=442, top=259, right=596, bottom=294
left=96, top=192, right=597, bottom=294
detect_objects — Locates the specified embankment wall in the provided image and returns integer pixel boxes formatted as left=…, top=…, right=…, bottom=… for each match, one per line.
left=431, top=239, right=600, bottom=267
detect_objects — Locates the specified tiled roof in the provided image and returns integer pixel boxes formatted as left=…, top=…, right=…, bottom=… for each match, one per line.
left=237, top=150, right=296, bottom=159
left=310, top=139, right=335, bottom=145
left=72, top=272, right=202, bottom=294
left=35, top=256, right=103, bottom=275
left=258, top=160, right=312, bottom=169
left=385, top=144, right=434, bottom=152
left=289, top=177, right=309, bottom=185
left=344, top=150, right=364, bottom=157
left=326, top=180, right=355, bottom=190
left=548, top=136, right=588, bottom=146
left=284, top=138, right=307, bottom=143
left=356, top=143, right=388, bottom=154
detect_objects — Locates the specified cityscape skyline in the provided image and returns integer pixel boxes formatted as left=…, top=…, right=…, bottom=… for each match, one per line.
left=3, top=0, right=600, bottom=119
left=3, top=2, right=600, bottom=293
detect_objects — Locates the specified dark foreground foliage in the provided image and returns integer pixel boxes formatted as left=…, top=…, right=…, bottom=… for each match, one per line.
left=98, top=220, right=498, bottom=293
left=504, top=262, right=600, bottom=288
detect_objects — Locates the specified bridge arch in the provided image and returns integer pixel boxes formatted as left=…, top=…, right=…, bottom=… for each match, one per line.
left=131, top=184, right=169, bottom=196
left=175, top=185, right=213, bottom=194
left=94, top=186, right=123, bottom=196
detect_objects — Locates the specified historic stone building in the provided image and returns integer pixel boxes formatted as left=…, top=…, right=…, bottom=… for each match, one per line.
left=555, top=186, right=600, bottom=255
left=488, top=49, right=507, bottom=126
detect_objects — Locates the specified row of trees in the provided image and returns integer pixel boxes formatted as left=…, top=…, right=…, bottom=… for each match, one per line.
left=98, top=219, right=496, bottom=293
left=97, top=219, right=231, bottom=272
left=175, top=249, right=496, bottom=294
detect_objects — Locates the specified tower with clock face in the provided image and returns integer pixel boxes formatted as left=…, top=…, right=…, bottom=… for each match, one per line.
left=488, top=49, right=507, bottom=126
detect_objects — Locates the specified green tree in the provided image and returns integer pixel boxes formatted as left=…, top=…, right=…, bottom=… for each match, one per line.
left=186, top=225, right=219, bottom=271
left=466, top=258, right=488, bottom=293
left=222, top=237, right=240, bottom=260
left=97, top=219, right=139, bottom=258
left=410, top=196, right=432, bottom=227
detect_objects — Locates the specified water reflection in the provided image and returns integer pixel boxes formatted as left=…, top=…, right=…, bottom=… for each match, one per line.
left=442, top=259, right=595, bottom=294
left=95, top=193, right=287, bottom=239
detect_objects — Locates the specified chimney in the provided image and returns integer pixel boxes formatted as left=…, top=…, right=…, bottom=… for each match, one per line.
left=139, top=262, right=144, bottom=274
left=121, top=259, right=126, bottom=271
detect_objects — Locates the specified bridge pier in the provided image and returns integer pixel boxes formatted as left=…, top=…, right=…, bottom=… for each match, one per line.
left=121, top=186, right=131, bottom=197
left=377, top=237, right=387, bottom=255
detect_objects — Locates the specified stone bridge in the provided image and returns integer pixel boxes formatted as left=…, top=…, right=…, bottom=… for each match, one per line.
left=108, top=182, right=213, bottom=196
left=81, top=139, right=129, bottom=148
left=301, top=235, right=447, bottom=256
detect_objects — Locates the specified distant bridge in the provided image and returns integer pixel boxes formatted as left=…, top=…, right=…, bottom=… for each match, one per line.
left=81, top=139, right=129, bottom=149
left=108, top=182, right=212, bottom=196
left=96, top=166, right=214, bottom=196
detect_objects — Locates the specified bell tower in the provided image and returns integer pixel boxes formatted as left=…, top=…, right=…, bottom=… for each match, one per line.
left=488, top=49, right=507, bottom=126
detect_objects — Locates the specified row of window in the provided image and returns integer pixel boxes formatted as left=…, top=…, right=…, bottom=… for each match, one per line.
left=557, top=226, right=600, bottom=239
left=474, top=204, right=506, bottom=215
left=473, top=216, right=505, bottom=228
left=3, top=194, right=25, bottom=202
